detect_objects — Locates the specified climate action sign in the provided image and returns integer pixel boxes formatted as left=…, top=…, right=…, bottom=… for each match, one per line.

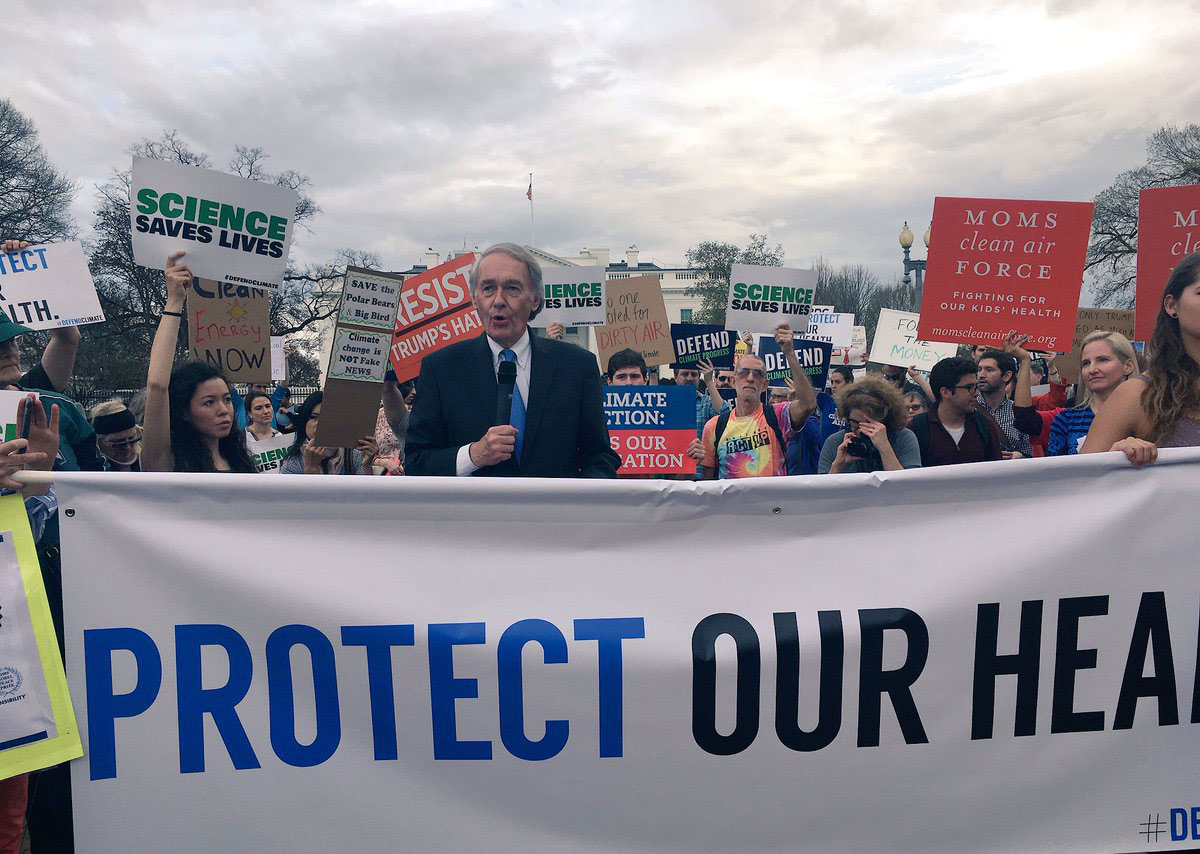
left=604, top=385, right=695, bottom=475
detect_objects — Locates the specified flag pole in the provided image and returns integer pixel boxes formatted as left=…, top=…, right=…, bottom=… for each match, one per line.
left=528, top=172, right=534, bottom=247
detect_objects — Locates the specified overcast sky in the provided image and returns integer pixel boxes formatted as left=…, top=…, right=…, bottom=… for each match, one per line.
left=9, top=0, right=1200, bottom=285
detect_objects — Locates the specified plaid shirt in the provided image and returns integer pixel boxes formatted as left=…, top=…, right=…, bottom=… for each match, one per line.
left=977, top=394, right=1033, bottom=457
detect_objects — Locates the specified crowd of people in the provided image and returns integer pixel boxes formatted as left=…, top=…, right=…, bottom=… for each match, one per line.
left=1, top=238, right=1199, bottom=852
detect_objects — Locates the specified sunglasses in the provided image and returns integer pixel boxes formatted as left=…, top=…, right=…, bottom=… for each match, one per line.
left=736, top=368, right=766, bottom=379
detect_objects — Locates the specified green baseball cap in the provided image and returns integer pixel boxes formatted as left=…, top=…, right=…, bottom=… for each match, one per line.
left=0, top=314, right=34, bottom=344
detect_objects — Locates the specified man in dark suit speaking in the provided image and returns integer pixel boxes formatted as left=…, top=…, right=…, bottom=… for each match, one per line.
left=406, top=243, right=620, bottom=478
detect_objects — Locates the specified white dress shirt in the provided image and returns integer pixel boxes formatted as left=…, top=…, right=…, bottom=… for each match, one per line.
left=455, top=330, right=532, bottom=476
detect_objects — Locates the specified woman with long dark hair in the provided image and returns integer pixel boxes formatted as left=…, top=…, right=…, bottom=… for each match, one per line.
left=1085, top=252, right=1200, bottom=464
left=142, top=252, right=255, bottom=473
left=280, top=391, right=377, bottom=475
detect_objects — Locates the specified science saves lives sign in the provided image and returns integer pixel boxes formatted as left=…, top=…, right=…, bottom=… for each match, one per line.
left=59, top=455, right=1199, bottom=852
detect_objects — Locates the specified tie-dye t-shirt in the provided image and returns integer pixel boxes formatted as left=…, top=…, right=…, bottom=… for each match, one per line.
left=700, top=402, right=794, bottom=479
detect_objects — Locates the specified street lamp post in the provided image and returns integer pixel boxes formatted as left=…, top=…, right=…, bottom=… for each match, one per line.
left=899, top=221, right=931, bottom=307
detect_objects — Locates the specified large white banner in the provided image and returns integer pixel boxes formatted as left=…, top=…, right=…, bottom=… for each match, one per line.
left=59, top=455, right=1200, bottom=852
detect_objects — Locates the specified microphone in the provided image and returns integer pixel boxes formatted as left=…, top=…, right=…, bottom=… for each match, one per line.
left=496, top=360, right=516, bottom=425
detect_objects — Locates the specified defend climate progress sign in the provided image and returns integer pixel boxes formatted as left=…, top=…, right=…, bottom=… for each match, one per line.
left=918, top=197, right=1094, bottom=351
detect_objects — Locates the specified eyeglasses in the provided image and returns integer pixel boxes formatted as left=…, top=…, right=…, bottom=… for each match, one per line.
left=105, top=437, right=141, bottom=449
left=735, top=368, right=765, bottom=379
left=905, top=403, right=925, bottom=412
left=954, top=383, right=980, bottom=393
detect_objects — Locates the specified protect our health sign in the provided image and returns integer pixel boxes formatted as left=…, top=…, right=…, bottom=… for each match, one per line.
left=755, top=336, right=832, bottom=388
left=869, top=309, right=959, bottom=372
left=130, top=157, right=299, bottom=291
left=390, top=254, right=480, bottom=384
left=0, top=241, right=105, bottom=331
left=804, top=305, right=854, bottom=348
left=918, top=197, right=1094, bottom=351
left=57, top=453, right=1200, bottom=852
left=669, top=323, right=735, bottom=370
left=604, top=384, right=694, bottom=475
left=533, top=266, right=605, bottom=327
left=725, top=263, right=817, bottom=333
left=1135, top=184, right=1200, bottom=341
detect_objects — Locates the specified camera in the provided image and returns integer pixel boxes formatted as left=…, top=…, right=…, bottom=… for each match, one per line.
left=845, top=434, right=874, bottom=458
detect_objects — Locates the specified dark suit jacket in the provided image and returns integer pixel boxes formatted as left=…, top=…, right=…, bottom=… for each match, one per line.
left=406, top=332, right=620, bottom=478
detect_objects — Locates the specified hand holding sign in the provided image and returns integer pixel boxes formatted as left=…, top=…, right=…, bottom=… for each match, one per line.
left=774, top=322, right=794, bottom=353
left=547, top=322, right=565, bottom=341
left=16, top=394, right=57, bottom=495
left=165, top=251, right=193, bottom=307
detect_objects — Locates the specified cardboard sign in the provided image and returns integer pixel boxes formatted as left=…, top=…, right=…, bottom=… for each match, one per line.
left=0, top=389, right=36, bottom=443
left=270, top=336, right=286, bottom=382
left=390, top=254, right=480, bottom=384
left=869, top=309, right=959, bottom=372
left=755, top=336, right=832, bottom=388
left=831, top=325, right=867, bottom=366
left=130, top=157, right=298, bottom=291
left=338, top=268, right=403, bottom=331
left=317, top=266, right=405, bottom=447
left=918, top=197, right=1094, bottom=351
left=248, top=433, right=292, bottom=473
left=1135, top=185, right=1200, bottom=341
left=532, top=266, right=605, bottom=327
left=603, top=385, right=695, bottom=475
left=596, top=276, right=673, bottom=369
left=0, top=241, right=104, bottom=330
left=187, top=278, right=271, bottom=383
left=670, top=324, right=735, bottom=370
left=1054, top=308, right=1136, bottom=382
left=725, top=264, right=816, bottom=333
left=804, top=306, right=854, bottom=347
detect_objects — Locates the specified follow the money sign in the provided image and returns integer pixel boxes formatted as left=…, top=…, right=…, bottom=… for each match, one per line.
left=59, top=454, right=1199, bottom=852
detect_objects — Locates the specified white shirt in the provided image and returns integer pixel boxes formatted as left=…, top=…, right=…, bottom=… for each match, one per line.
left=455, top=330, right=532, bottom=476
left=944, top=424, right=966, bottom=447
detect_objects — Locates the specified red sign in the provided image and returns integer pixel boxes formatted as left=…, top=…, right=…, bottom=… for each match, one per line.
left=1135, top=185, right=1200, bottom=341
left=917, top=197, right=1094, bottom=352
left=389, top=254, right=480, bottom=383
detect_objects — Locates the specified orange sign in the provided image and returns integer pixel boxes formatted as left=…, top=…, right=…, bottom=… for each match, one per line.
left=917, top=197, right=1094, bottom=352
left=389, top=254, right=481, bottom=383
left=1135, top=185, right=1200, bottom=341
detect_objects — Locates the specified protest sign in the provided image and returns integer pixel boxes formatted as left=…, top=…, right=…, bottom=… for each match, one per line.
left=725, top=263, right=816, bottom=333
left=130, top=157, right=298, bottom=291
left=0, top=241, right=104, bottom=331
left=1054, top=308, right=1137, bottom=383
left=918, top=197, right=1094, bottom=351
left=669, top=324, right=735, bottom=370
left=248, top=433, right=292, bottom=473
left=596, top=276, right=673, bottom=369
left=270, top=336, right=286, bottom=382
left=390, top=254, right=480, bottom=384
left=1135, top=185, right=1200, bottom=340
left=532, top=266, right=605, bottom=327
left=317, top=267, right=404, bottom=447
left=59, top=451, right=1200, bottom=852
left=604, top=385, right=695, bottom=475
left=0, top=494, right=81, bottom=781
left=186, top=278, right=271, bottom=383
left=804, top=305, right=854, bottom=347
left=869, top=309, right=959, bottom=371
left=831, top=325, right=867, bottom=366
left=755, top=335, right=832, bottom=388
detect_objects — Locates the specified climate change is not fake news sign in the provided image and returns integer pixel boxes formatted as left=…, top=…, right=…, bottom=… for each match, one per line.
left=130, top=157, right=299, bottom=291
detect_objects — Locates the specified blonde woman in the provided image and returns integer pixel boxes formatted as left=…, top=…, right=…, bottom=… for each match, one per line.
left=88, top=399, right=142, bottom=471
left=1046, top=330, right=1138, bottom=456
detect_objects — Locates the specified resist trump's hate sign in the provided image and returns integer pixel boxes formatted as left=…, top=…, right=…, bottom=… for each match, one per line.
left=918, top=197, right=1094, bottom=352
left=1135, top=185, right=1200, bottom=341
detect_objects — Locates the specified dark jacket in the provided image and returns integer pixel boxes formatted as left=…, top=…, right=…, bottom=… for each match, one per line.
left=406, top=332, right=620, bottom=478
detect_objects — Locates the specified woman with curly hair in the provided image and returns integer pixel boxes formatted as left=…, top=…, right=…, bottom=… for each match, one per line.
left=818, top=376, right=921, bottom=474
left=1085, top=253, right=1200, bottom=465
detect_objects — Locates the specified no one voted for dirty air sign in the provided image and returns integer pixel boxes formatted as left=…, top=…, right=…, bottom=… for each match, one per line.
left=604, top=385, right=694, bottom=476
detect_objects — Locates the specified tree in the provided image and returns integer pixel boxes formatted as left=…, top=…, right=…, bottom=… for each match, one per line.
left=1087, top=124, right=1200, bottom=307
left=75, top=131, right=378, bottom=391
left=685, top=233, right=784, bottom=325
left=0, top=99, right=76, bottom=244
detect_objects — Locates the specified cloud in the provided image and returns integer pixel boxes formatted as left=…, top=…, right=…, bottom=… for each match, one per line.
left=5, top=0, right=1199, bottom=293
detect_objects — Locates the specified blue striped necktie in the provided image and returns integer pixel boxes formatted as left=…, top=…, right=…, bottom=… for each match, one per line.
left=500, top=349, right=525, bottom=464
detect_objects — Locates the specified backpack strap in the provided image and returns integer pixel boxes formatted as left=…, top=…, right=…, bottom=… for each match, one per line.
left=971, top=411, right=1000, bottom=458
left=761, top=401, right=787, bottom=452
left=713, top=408, right=732, bottom=451
left=911, top=412, right=931, bottom=461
